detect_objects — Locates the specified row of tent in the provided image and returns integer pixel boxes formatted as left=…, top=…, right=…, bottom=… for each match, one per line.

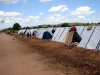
left=18, top=28, right=54, bottom=39
left=18, top=25, right=100, bottom=50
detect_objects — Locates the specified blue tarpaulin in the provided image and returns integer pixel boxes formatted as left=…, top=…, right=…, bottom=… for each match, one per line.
left=42, top=31, right=52, bottom=39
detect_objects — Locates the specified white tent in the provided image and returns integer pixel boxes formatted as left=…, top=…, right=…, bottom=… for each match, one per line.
left=51, top=28, right=61, bottom=41
left=25, top=29, right=31, bottom=35
left=35, top=28, right=54, bottom=39
left=18, top=25, right=100, bottom=50
left=18, top=29, right=26, bottom=34
left=51, top=27, right=71, bottom=43
left=18, top=30, right=23, bottom=34
left=57, top=27, right=70, bottom=43
left=54, top=28, right=65, bottom=42
left=35, top=28, right=46, bottom=38
left=46, top=28, right=54, bottom=36
left=78, top=26, right=100, bottom=50
left=30, top=29, right=37, bottom=35
left=76, top=26, right=86, bottom=37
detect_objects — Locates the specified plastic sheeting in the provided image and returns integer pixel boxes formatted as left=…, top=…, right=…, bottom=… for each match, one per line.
left=51, top=28, right=61, bottom=41
left=36, top=28, right=46, bottom=39
left=78, top=26, right=100, bottom=50
left=30, top=29, right=36, bottom=35
left=25, top=29, right=31, bottom=35
left=86, top=26, right=100, bottom=50
left=18, top=30, right=23, bottom=34
left=35, top=28, right=54, bottom=39
left=58, top=27, right=70, bottom=43
left=18, top=26, right=100, bottom=50
left=77, top=26, right=86, bottom=36
left=54, top=28, right=65, bottom=42
left=78, top=26, right=95, bottom=48
left=18, top=29, right=26, bottom=34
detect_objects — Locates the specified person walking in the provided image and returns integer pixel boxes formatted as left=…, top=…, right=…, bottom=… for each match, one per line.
left=27, top=32, right=29, bottom=38
left=21, top=32, right=24, bottom=37
left=12, top=34, right=15, bottom=40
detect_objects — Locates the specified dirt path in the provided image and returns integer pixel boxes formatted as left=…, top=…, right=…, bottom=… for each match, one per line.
left=0, top=33, right=65, bottom=75
left=15, top=33, right=100, bottom=75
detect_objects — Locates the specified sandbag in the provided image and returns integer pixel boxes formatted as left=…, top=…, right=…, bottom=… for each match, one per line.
left=64, top=31, right=74, bottom=45
left=87, top=25, right=92, bottom=31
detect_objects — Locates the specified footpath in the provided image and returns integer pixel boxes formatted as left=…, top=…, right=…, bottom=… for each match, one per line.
left=0, top=33, right=65, bottom=75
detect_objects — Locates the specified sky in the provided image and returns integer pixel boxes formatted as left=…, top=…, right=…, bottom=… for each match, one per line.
left=0, top=0, right=100, bottom=29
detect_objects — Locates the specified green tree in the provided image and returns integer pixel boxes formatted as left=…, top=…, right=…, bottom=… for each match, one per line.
left=86, top=22, right=90, bottom=26
left=61, top=23, right=69, bottom=27
left=12, top=23, right=21, bottom=30
left=26, top=26, right=30, bottom=29
left=47, top=25, right=51, bottom=27
left=39, top=25, right=42, bottom=28
left=98, top=22, right=100, bottom=25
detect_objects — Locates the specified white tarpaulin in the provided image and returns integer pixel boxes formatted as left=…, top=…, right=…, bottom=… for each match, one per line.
left=78, top=26, right=100, bottom=50
left=54, top=28, right=65, bottom=42
left=77, top=26, right=86, bottom=36
left=58, top=27, right=70, bottom=43
left=86, top=26, right=100, bottom=50
left=51, top=28, right=61, bottom=41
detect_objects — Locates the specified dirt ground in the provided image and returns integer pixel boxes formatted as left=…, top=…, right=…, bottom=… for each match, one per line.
left=0, top=33, right=100, bottom=75
left=0, top=33, right=65, bottom=75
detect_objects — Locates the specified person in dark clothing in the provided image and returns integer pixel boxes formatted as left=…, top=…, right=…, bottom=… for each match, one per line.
left=21, top=32, right=24, bottom=37
left=27, top=32, right=29, bottom=38
left=29, top=32, right=31, bottom=37
left=52, top=29, right=55, bottom=34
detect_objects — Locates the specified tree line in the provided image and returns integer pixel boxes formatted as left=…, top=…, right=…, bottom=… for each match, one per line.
left=2, top=22, right=100, bottom=33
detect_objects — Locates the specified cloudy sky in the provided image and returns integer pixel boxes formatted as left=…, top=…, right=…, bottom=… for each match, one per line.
left=0, top=0, right=100, bottom=29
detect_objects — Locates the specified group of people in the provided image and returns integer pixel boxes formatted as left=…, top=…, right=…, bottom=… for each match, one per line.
left=26, top=32, right=31, bottom=38
left=21, top=32, right=32, bottom=38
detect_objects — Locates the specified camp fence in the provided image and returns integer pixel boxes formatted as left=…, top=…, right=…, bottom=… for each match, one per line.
left=18, top=26, right=100, bottom=50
